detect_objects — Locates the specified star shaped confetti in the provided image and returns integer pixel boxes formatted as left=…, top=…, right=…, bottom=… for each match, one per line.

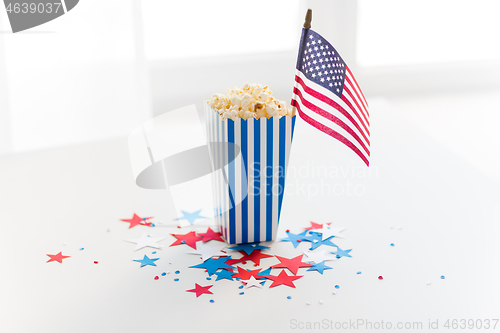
left=232, top=266, right=266, bottom=280
left=271, top=255, right=314, bottom=275
left=307, top=261, right=332, bottom=274
left=197, top=227, right=224, bottom=242
left=280, top=230, right=308, bottom=248
left=170, top=231, right=203, bottom=249
left=266, top=270, right=303, bottom=288
left=125, top=232, right=166, bottom=251
left=228, top=242, right=270, bottom=255
left=331, top=247, right=352, bottom=258
left=186, top=283, right=213, bottom=297
left=226, top=250, right=273, bottom=266
left=189, top=256, right=234, bottom=276
left=46, top=252, right=70, bottom=263
left=133, top=255, right=159, bottom=267
left=214, top=269, right=237, bottom=281
left=256, top=267, right=273, bottom=279
left=186, top=241, right=228, bottom=262
left=174, top=209, right=207, bottom=226
left=304, top=221, right=331, bottom=231
left=302, top=232, right=338, bottom=250
left=302, top=250, right=337, bottom=264
left=120, top=213, right=153, bottom=228
left=314, top=226, right=346, bottom=240
left=243, top=276, right=264, bottom=289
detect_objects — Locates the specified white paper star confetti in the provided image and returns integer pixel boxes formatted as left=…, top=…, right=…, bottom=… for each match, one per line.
left=314, top=226, right=346, bottom=240
left=302, top=250, right=337, bottom=264
left=186, top=241, right=228, bottom=262
left=243, top=276, right=264, bottom=289
left=125, top=232, right=166, bottom=251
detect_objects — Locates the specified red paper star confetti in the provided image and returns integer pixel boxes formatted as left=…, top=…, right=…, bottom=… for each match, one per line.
left=304, top=221, right=332, bottom=231
left=170, top=231, right=203, bottom=249
left=271, top=255, right=314, bottom=275
left=46, top=252, right=70, bottom=263
left=266, top=270, right=303, bottom=288
left=197, top=227, right=225, bottom=243
left=226, top=250, right=274, bottom=266
left=120, top=213, right=153, bottom=228
left=232, top=266, right=266, bottom=280
left=186, top=283, right=213, bottom=297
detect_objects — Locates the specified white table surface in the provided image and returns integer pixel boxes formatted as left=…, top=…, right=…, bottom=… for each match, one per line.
left=1, top=98, right=499, bottom=333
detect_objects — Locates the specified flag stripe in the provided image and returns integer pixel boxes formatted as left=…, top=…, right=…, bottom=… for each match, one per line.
left=295, top=74, right=370, bottom=136
left=346, top=66, right=369, bottom=109
left=340, top=94, right=369, bottom=135
left=343, top=83, right=369, bottom=126
left=342, top=84, right=370, bottom=129
left=293, top=86, right=370, bottom=155
left=291, top=99, right=369, bottom=166
left=293, top=93, right=369, bottom=161
left=293, top=83, right=369, bottom=148
left=345, top=74, right=369, bottom=118
left=295, top=74, right=370, bottom=142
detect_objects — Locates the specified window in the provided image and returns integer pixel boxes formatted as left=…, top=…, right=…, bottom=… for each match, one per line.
left=142, top=0, right=304, bottom=61
left=357, top=0, right=500, bottom=67
left=0, top=0, right=151, bottom=153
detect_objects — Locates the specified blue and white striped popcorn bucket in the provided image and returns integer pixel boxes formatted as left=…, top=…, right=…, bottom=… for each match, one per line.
left=205, top=103, right=297, bottom=244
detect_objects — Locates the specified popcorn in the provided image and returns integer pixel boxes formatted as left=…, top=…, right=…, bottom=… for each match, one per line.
left=208, top=83, right=294, bottom=120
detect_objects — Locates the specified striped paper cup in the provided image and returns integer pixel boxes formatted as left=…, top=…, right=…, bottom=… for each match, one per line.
left=205, top=103, right=296, bottom=244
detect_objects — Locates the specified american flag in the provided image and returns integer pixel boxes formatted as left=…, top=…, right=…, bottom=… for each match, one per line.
left=291, top=28, right=370, bottom=166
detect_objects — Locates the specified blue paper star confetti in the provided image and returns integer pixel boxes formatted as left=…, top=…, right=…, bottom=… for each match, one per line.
left=214, top=269, right=237, bottom=281
left=257, top=267, right=273, bottom=279
left=174, top=209, right=207, bottom=225
left=228, top=242, right=270, bottom=255
left=303, top=232, right=337, bottom=250
left=306, top=261, right=332, bottom=274
left=332, top=247, right=352, bottom=258
left=133, top=255, right=159, bottom=267
left=189, top=257, right=234, bottom=276
left=280, top=230, right=308, bottom=248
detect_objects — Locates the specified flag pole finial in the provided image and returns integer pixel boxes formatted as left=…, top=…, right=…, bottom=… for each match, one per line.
left=303, top=9, right=312, bottom=29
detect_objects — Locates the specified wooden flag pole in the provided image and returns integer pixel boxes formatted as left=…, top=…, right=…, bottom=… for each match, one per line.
left=303, top=9, right=312, bottom=29
left=291, top=9, right=313, bottom=117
